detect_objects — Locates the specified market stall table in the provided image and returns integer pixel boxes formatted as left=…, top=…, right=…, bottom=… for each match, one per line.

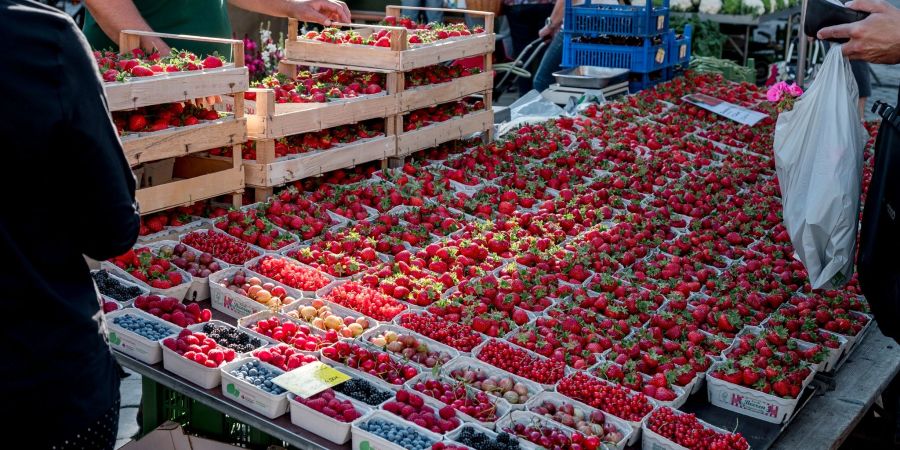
left=115, top=309, right=900, bottom=450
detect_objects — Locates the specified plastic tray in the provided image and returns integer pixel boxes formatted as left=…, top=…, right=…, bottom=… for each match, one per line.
left=524, top=391, right=634, bottom=450
left=641, top=407, right=739, bottom=450
left=668, top=26, right=693, bottom=67
left=107, top=308, right=179, bottom=364
left=244, top=254, right=335, bottom=298
left=237, top=310, right=330, bottom=353
left=444, top=421, right=538, bottom=450
left=403, top=372, right=512, bottom=430
left=160, top=342, right=224, bottom=389
left=351, top=410, right=442, bottom=450
left=289, top=390, right=372, bottom=444
left=220, top=357, right=290, bottom=419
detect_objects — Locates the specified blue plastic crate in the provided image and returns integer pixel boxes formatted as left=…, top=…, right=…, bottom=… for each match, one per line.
left=628, top=67, right=677, bottom=92
left=562, top=33, right=669, bottom=73
left=668, top=24, right=692, bottom=67
left=564, top=0, right=670, bottom=38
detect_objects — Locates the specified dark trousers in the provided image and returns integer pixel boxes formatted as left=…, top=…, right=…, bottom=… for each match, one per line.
left=504, top=3, right=555, bottom=95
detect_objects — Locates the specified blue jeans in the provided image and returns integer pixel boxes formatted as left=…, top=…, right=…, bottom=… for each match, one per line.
left=533, top=32, right=564, bottom=93
left=401, top=0, right=445, bottom=23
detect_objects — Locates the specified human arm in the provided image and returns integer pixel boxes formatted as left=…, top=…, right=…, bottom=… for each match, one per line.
left=539, top=0, right=565, bottom=39
left=84, top=0, right=170, bottom=54
left=228, top=0, right=351, bottom=26
left=816, top=0, right=900, bottom=64
left=63, top=28, right=141, bottom=260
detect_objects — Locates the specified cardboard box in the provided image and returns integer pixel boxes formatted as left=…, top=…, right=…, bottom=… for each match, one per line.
left=121, top=421, right=287, bottom=450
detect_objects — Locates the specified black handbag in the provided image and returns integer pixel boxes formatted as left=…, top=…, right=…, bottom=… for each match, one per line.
left=858, top=96, right=900, bottom=342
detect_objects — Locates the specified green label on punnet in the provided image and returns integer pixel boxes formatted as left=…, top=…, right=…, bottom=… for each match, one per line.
left=109, top=332, right=121, bottom=345
left=226, top=383, right=240, bottom=397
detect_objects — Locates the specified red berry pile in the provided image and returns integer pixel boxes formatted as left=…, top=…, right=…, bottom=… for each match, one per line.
left=382, top=389, right=460, bottom=433
left=95, top=48, right=225, bottom=82
left=246, top=69, right=383, bottom=103
left=163, top=329, right=237, bottom=368
left=411, top=377, right=500, bottom=423
left=181, top=229, right=260, bottom=265
left=647, top=407, right=749, bottom=450
left=322, top=282, right=406, bottom=321
left=252, top=344, right=318, bottom=371
left=250, top=256, right=332, bottom=292
left=214, top=209, right=296, bottom=250
left=112, top=102, right=219, bottom=134
left=557, top=373, right=654, bottom=422
left=397, top=313, right=483, bottom=352
left=134, top=294, right=211, bottom=327
left=294, top=390, right=363, bottom=422
left=476, top=340, right=566, bottom=385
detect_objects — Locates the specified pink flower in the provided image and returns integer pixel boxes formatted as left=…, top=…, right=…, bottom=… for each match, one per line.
left=787, top=83, right=803, bottom=97
left=767, top=86, right=784, bottom=102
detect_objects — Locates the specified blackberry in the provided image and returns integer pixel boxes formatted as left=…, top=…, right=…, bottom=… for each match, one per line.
left=201, top=323, right=263, bottom=353
left=456, top=426, right=520, bottom=450
left=92, top=270, right=142, bottom=302
left=333, top=378, right=392, bottom=406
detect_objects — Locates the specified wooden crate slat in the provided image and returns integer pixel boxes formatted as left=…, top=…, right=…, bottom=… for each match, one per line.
left=104, top=67, right=249, bottom=112
left=247, top=95, right=399, bottom=139
left=398, top=71, right=493, bottom=113
left=399, top=34, right=495, bottom=71
left=122, top=117, right=247, bottom=166
left=136, top=166, right=244, bottom=215
left=244, top=136, right=395, bottom=187
left=284, top=35, right=493, bottom=72
left=396, top=109, right=492, bottom=157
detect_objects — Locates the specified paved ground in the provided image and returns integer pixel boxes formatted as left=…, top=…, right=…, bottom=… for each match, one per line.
left=116, top=368, right=142, bottom=449
left=865, top=63, right=900, bottom=121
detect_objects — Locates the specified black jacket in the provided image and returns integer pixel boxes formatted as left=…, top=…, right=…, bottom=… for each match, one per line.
left=0, top=0, right=140, bottom=440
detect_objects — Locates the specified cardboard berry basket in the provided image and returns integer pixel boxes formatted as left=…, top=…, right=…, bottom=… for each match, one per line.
left=237, top=310, right=331, bottom=354
left=376, top=388, right=467, bottom=433
left=93, top=269, right=149, bottom=307
left=288, top=389, right=373, bottom=444
left=219, top=357, right=290, bottom=419
left=588, top=359, right=690, bottom=411
left=147, top=240, right=231, bottom=302
left=443, top=421, right=539, bottom=450
left=160, top=321, right=267, bottom=390
left=208, top=266, right=280, bottom=319
left=524, top=391, right=633, bottom=450
left=641, top=407, right=742, bottom=450
left=284, top=6, right=495, bottom=72
left=835, top=310, right=875, bottom=357
left=101, top=259, right=193, bottom=301
left=705, top=359, right=812, bottom=425
left=244, top=254, right=335, bottom=298
left=107, top=308, right=179, bottom=364
left=402, top=371, right=512, bottom=430
left=722, top=326, right=828, bottom=374
left=760, top=316, right=848, bottom=373
left=351, top=410, right=443, bottom=450
left=439, top=356, right=545, bottom=412
left=360, top=324, right=461, bottom=370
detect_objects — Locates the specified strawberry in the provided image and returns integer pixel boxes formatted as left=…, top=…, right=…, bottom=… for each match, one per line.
left=202, top=55, right=224, bottom=68
left=130, top=65, right=155, bottom=77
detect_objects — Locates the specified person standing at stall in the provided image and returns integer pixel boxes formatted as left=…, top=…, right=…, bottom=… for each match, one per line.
left=82, top=0, right=351, bottom=56
left=0, top=1, right=141, bottom=448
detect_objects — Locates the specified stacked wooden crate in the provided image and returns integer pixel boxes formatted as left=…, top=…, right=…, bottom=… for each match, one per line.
left=106, top=31, right=248, bottom=214
left=241, top=6, right=495, bottom=200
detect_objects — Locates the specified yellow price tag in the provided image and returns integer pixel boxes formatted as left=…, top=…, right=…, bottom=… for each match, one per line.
left=657, top=16, right=664, bottom=30
left=680, top=45, right=687, bottom=59
left=272, top=361, right=351, bottom=399
left=655, top=49, right=666, bottom=64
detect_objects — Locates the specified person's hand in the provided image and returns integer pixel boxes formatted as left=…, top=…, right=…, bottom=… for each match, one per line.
left=285, top=0, right=351, bottom=26
left=538, top=24, right=557, bottom=40
left=140, top=35, right=170, bottom=57
left=816, top=0, right=900, bottom=64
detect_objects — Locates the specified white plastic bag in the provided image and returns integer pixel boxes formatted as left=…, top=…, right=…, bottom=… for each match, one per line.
left=774, top=45, right=867, bottom=289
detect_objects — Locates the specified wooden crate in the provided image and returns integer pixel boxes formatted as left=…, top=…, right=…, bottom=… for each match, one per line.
left=111, top=30, right=248, bottom=213
left=105, top=32, right=248, bottom=112
left=136, top=157, right=244, bottom=215
left=396, top=108, right=493, bottom=157
left=283, top=7, right=495, bottom=72
left=243, top=89, right=399, bottom=139
left=398, top=71, right=493, bottom=113
left=244, top=135, right=395, bottom=189
left=122, top=116, right=247, bottom=165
